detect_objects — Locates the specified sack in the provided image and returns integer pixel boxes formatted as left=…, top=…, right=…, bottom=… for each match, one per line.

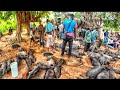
left=61, top=33, right=67, bottom=39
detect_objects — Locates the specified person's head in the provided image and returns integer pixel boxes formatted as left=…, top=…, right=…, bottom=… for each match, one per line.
left=89, top=26, right=93, bottom=30
left=30, top=28, right=33, bottom=30
left=95, top=27, right=98, bottom=30
left=51, top=19, right=54, bottom=24
left=46, top=19, right=50, bottom=23
left=68, top=14, right=74, bottom=20
left=57, top=17, right=61, bottom=23
left=86, top=27, right=90, bottom=30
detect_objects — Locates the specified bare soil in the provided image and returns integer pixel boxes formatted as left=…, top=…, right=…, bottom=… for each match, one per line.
left=0, top=31, right=120, bottom=79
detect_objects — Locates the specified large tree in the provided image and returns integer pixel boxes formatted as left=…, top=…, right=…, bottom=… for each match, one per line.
left=15, top=11, right=22, bottom=42
left=14, top=11, right=51, bottom=42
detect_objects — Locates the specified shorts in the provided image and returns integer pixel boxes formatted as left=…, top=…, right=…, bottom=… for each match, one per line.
left=46, top=34, right=53, bottom=47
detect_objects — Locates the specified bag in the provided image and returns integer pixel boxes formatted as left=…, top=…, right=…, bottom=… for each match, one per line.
left=61, top=33, right=67, bottom=39
left=61, top=20, right=73, bottom=39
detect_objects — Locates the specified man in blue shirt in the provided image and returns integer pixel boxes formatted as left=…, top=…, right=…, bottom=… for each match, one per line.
left=61, top=14, right=77, bottom=57
left=104, top=30, right=109, bottom=37
left=45, top=19, right=54, bottom=52
left=90, top=28, right=98, bottom=52
left=91, top=29, right=98, bottom=43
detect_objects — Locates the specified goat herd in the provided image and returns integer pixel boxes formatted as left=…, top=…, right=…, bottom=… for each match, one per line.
left=0, top=42, right=120, bottom=79
left=0, top=44, right=64, bottom=79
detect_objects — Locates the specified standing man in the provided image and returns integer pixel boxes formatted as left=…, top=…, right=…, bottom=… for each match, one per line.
left=104, top=30, right=109, bottom=38
left=38, top=21, right=44, bottom=47
left=91, top=27, right=98, bottom=52
left=45, top=19, right=54, bottom=52
left=58, top=23, right=64, bottom=40
left=84, top=27, right=92, bottom=52
left=56, top=17, right=62, bottom=38
left=61, top=14, right=77, bottom=57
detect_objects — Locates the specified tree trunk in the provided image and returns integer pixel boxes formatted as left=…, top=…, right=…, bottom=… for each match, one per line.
left=24, top=11, right=31, bottom=35
left=15, top=11, right=22, bottom=42
left=25, top=21, right=30, bottom=35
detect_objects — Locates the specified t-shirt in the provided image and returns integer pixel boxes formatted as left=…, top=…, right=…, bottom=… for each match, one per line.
left=85, top=30, right=92, bottom=43
left=91, top=30, right=98, bottom=42
left=104, top=31, right=109, bottom=37
left=108, top=38, right=113, bottom=44
left=45, top=22, right=54, bottom=33
left=30, top=22, right=33, bottom=28
left=104, top=36, right=108, bottom=44
left=81, top=29, right=86, bottom=38
left=63, top=19, right=77, bottom=37
left=58, top=24, right=63, bottom=33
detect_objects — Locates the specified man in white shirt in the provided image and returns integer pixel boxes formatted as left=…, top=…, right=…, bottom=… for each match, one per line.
left=108, top=38, right=113, bottom=45
left=106, top=38, right=114, bottom=49
left=58, top=23, right=63, bottom=40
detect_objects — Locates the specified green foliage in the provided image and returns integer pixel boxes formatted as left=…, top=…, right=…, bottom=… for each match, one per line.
left=0, top=19, right=17, bottom=34
left=101, top=12, right=120, bottom=31
left=0, top=11, right=119, bottom=34
left=0, top=11, right=17, bottom=34
left=75, top=12, right=81, bottom=18
left=30, top=11, right=52, bottom=20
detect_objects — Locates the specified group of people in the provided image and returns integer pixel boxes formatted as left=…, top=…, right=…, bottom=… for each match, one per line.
left=29, top=13, right=120, bottom=58
left=45, top=14, right=77, bottom=57
left=100, top=29, right=120, bottom=50
left=79, top=27, right=120, bottom=54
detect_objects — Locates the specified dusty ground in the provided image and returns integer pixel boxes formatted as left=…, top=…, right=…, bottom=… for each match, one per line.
left=0, top=31, right=120, bottom=79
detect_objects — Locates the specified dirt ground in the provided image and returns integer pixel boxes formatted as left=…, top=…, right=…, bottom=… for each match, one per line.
left=0, top=31, right=120, bottom=79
